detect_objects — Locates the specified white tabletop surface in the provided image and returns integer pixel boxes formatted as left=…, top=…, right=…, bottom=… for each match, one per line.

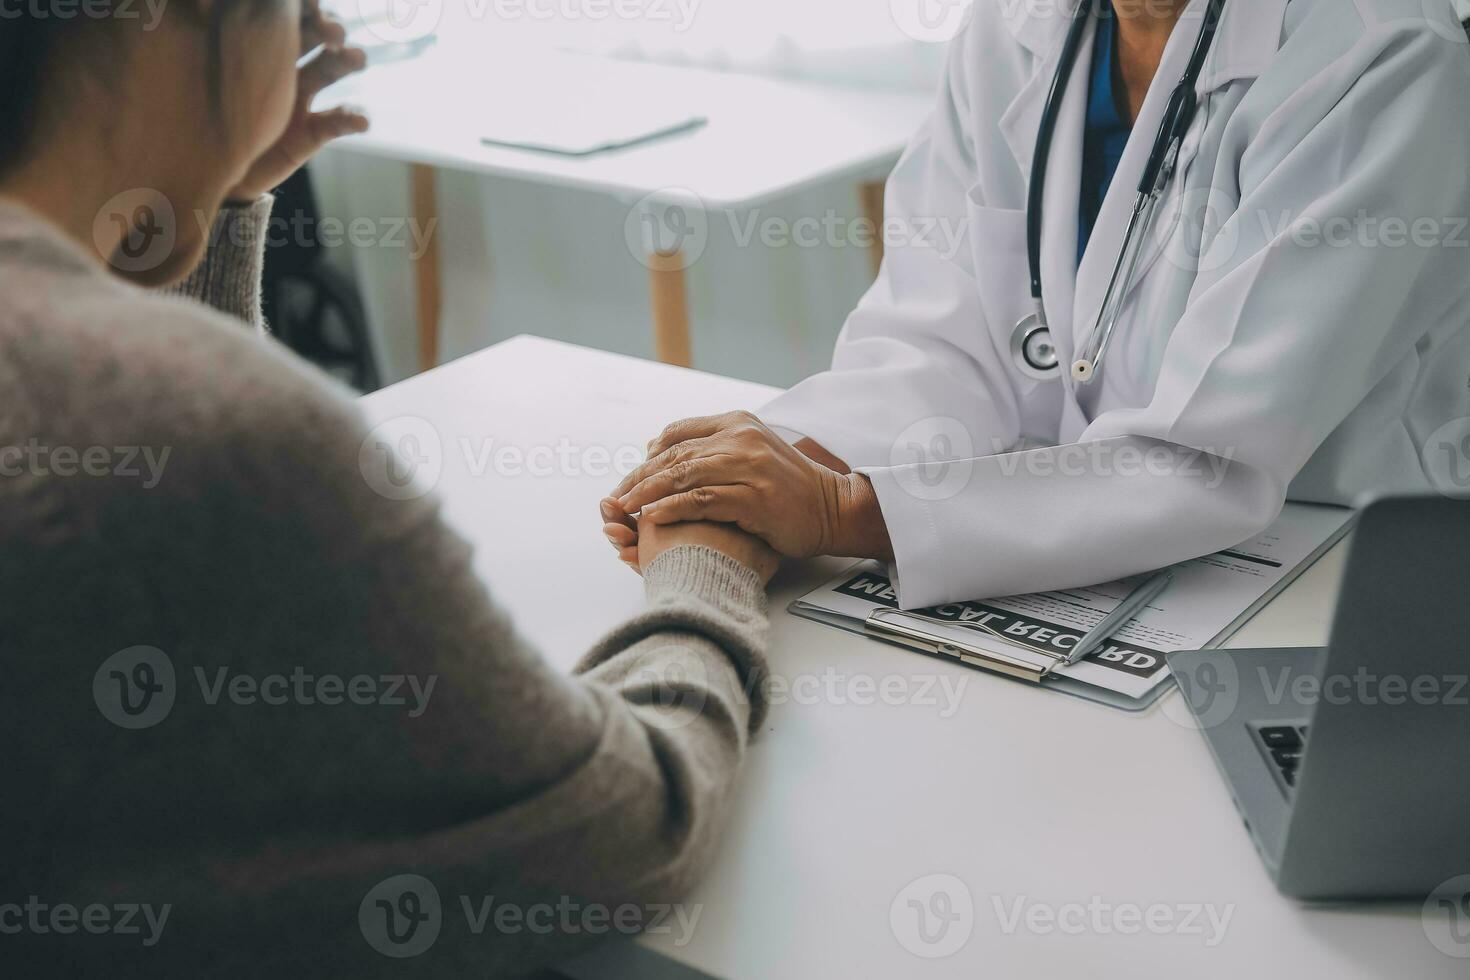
left=323, top=41, right=931, bottom=209
left=359, top=336, right=1454, bottom=979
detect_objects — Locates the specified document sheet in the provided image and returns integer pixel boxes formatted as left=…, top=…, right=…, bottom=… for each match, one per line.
left=790, top=503, right=1355, bottom=709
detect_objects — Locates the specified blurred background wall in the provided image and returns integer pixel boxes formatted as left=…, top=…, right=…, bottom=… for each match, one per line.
left=312, top=0, right=955, bottom=388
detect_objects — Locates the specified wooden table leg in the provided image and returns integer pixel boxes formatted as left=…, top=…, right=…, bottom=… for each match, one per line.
left=859, top=179, right=886, bottom=279
left=410, top=163, right=441, bottom=373
left=648, top=250, right=692, bottom=368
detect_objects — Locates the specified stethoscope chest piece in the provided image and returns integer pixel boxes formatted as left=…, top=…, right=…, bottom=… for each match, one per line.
left=1015, top=0, right=1225, bottom=389
left=1010, top=311, right=1061, bottom=382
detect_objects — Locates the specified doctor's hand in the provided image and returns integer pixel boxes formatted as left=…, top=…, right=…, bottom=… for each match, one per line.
left=604, top=412, right=894, bottom=562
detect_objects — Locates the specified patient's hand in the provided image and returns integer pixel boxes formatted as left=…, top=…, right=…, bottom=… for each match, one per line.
left=602, top=506, right=779, bottom=586
left=228, top=2, right=369, bottom=202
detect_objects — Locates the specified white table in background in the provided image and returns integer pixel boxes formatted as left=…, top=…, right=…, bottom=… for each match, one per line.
left=327, top=42, right=930, bottom=372
left=360, top=336, right=1454, bottom=979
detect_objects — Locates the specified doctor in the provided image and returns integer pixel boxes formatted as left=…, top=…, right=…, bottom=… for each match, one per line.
left=605, top=0, right=1470, bottom=609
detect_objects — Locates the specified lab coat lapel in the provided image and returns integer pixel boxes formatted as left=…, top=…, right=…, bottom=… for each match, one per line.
left=997, top=0, right=1079, bottom=61
left=1200, top=0, right=1290, bottom=92
left=996, top=0, right=1082, bottom=199
left=1071, top=0, right=1288, bottom=357
left=1071, top=0, right=1207, bottom=354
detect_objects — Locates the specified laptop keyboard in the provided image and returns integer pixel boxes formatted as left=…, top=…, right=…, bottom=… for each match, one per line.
left=1256, top=725, right=1310, bottom=788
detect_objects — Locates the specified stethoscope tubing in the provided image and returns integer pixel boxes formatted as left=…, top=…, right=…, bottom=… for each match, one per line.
left=1026, top=0, right=1100, bottom=308
left=1019, top=0, right=1227, bottom=384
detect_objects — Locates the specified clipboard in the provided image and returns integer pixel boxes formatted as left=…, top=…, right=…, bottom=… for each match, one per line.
left=865, top=608, right=1065, bottom=684
left=790, top=502, right=1357, bottom=713
left=793, top=598, right=1175, bottom=712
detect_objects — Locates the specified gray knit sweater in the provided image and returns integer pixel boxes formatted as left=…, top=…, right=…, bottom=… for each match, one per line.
left=0, top=196, right=769, bottom=976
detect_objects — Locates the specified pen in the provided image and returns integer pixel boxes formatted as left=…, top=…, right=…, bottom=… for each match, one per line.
left=1064, top=570, right=1175, bottom=667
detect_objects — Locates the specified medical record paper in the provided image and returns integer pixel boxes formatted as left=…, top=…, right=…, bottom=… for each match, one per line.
left=790, top=503, right=1354, bottom=711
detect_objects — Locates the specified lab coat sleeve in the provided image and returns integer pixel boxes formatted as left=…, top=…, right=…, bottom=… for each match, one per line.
left=861, top=19, right=1470, bottom=608
left=759, top=25, right=1027, bottom=471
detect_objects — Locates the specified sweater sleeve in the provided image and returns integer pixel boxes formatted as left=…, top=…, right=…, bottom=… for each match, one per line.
left=164, top=195, right=274, bottom=333
left=11, top=311, right=770, bottom=977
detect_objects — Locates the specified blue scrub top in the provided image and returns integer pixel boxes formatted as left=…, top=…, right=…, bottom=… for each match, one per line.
left=1079, top=10, right=1133, bottom=265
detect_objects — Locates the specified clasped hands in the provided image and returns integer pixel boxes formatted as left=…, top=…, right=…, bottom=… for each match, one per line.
left=598, top=412, right=894, bottom=583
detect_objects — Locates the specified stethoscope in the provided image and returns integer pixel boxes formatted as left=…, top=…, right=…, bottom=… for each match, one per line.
left=1011, top=0, right=1226, bottom=385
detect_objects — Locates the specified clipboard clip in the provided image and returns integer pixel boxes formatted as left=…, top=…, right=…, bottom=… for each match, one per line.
left=864, top=608, right=1068, bottom=684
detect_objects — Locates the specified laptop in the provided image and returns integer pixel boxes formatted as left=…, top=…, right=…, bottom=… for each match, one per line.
left=1168, top=496, right=1470, bottom=900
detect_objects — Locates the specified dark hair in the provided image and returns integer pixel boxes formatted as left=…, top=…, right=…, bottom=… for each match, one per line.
left=0, top=19, right=69, bottom=174
left=0, top=2, right=261, bottom=176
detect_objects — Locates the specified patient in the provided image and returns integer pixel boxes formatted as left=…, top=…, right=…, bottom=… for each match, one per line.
left=0, top=2, right=777, bottom=974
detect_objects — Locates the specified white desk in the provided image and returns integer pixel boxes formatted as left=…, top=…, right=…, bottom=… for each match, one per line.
left=359, top=336, right=1453, bottom=979
left=326, top=42, right=930, bottom=371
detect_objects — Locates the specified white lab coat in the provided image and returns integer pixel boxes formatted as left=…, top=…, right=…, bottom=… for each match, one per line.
left=763, top=0, right=1470, bottom=609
